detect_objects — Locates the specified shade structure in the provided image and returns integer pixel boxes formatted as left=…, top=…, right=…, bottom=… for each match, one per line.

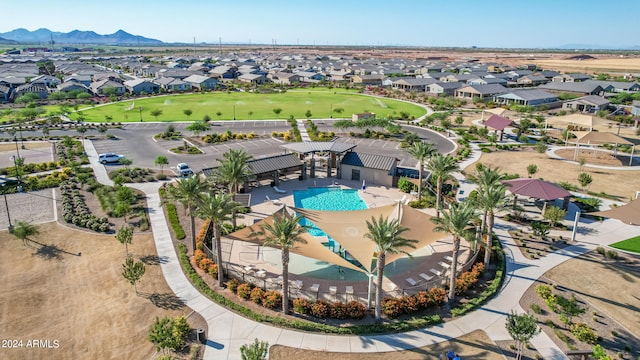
left=575, top=131, right=633, bottom=145
left=502, top=178, right=571, bottom=201
left=589, top=198, right=640, bottom=226
left=484, top=114, right=513, bottom=131
left=225, top=207, right=366, bottom=274
left=546, top=113, right=608, bottom=131
left=294, top=203, right=447, bottom=273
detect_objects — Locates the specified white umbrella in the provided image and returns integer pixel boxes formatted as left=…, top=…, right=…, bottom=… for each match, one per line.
left=362, top=179, right=366, bottom=192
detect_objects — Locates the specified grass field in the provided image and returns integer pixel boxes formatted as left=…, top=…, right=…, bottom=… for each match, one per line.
left=610, top=236, right=640, bottom=254
left=66, top=89, right=426, bottom=122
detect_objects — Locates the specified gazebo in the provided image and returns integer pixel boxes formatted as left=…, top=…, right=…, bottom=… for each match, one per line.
left=571, top=131, right=635, bottom=166
left=502, top=178, right=572, bottom=211
left=484, top=114, right=513, bottom=141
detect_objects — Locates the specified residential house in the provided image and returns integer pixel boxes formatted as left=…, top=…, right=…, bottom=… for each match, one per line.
left=124, top=79, right=160, bottom=95
left=552, top=73, right=591, bottom=82
left=427, top=82, right=463, bottom=96
left=538, top=82, right=605, bottom=96
left=441, top=73, right=477, bottom=83
left=56, top=81, right=90, bottom=94
left=493, top=89, right=559, bottom=107
left=328, top=70, right=352, bottom=81
left=270, top=72, right=301, bottom=85
left=351, top=74, right=386, bottom=86
left=153, top=77, right=192, bottom=92
left=238, top=73, right=268, bottom=85
left=156, top=69, right=197, bottom=80
left=30, top=75, right=61, bottom=88
left=209, top=65, right=237, bottom=80
left=89, top=79, right=126, bottom=96
left=582, top=80, right=640, bottom=93
left=467, top=77, right=507, bottom=86
left=539, top=70, right=560, bottom=79
left=392, top=77, right=436, bottom=92
left=295, top=71, right=325, bottom=83
left=0, top=85, right=11, bottom=103
left=562, top=95, right=610, bottom=113
left=632, top=100, right=640, bottom=116
left=352, top=112, right=376, bottom=121
left=516, top=75, right=549, bottom=86
left=12, top=83, right=49, bottom=100
left=455, top=84, right=507, bottom=100
left=183, top=74, right=218, bottom=90
left=64, top=74, right=92, bottom=87
left=339, top=152, right=398, bottom=188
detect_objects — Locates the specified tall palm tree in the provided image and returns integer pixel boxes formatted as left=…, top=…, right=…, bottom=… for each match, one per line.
left=474, top=183, right=509, bottom=268
left=251, top=209, right=308, bottom=314
left=195, top=191, right=243, bottom=287
left=426, top=154, right=459, bottom=217
left=406, top=141, right=437, bottom=201
left=468, top=164, right=508, bottom=268
left=214, top=148, right=253, bottom=194
left=168, top=175, right=206, bottom=254
left=432, top=201, right=477, bottom=303
left=365, top=215, right=417, bottom=321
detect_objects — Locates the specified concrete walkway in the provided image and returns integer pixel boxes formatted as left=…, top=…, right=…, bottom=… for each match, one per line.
left=83, top=139, right=638, bottom=359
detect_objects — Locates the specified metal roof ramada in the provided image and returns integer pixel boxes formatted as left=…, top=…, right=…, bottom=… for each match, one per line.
left=201, top=154, right=302, bottom=177
left=280, top=141, right=356, bottom=154
left=341, top=152, right=397, bottom=171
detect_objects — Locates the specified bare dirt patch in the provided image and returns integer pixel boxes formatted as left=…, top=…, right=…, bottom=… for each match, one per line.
left=466, top=149, right=640, bottom=200
left=269, top=330, right=504, bottom=360
left=0, top=222, right=204, bottom=359
left=519, top=252, right=640, bottom=359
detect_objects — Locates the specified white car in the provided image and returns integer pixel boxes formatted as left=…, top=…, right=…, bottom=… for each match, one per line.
left=98, top=153, right=124, bottom=164
left=177, top=163, right=194, bottom=177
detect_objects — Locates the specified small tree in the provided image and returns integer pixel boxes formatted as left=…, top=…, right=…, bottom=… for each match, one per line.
left=122, top=255, right=145, bottom=295
left=155, top=155, right=169, bottom=174
left=183, top=109, right=192, bottom=120
left=454, top=115, right=464, bottom=125
left=240, top=338, right=269, bottom=360
left=119, top=157, right=133, bottom=176
left=148, top=316, right=190, bottom=355
left=186, top=120, right=209, bottom=136
left=115, top=224, right=134, bottom=255
left=506, top=311, right=541, bottom=360
left=77, top=126, right=87, bottom=143
left=272, top=108, right=282, bottom=116
left=526, top=164, right=538, bottom=178
left=203, top=114, right=211, bottom=122
left=12, top=221, right=39, bottom=245
left=305, top=109, right=312, bottom=118
left=543, top=206, right=566, bottom=227
left=150, top=109, right=163, bottom=120
left=531, top=221, right=550, bottom=241
left=578, top=157, right=586, bottom=172
left=578, top=172, right=592, bottom=191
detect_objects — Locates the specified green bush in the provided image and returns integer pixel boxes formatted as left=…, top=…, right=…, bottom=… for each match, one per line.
left=293, top=298, right=311, bottom=315
left=166, top=203, right=186, bottom=240
left=570, top=323, right=598, bottom=344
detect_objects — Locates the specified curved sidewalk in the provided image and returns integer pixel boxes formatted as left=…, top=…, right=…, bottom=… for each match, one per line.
left=84, top=140, right=637, bottom=359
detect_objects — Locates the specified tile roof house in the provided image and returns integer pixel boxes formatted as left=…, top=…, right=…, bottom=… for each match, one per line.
left=90, top=79, right=126, bottom=96
left=123, top=79, right=160, bottom=95
left=516, top=75, right=550, bottom=86
left=12, top=83, right=49, bottom=100
left=582, top=80, right=640, bottom=93
left=427, top=81, right=463, bottom=96
left=0, top=85, right=11, bottom=103
left=153, top=77, right=192, bottom=92
left=552, top=73, right=591, bottom=82
left=538, top=82, right=605, bottom=96
left=391, top=77, right=437, bottom=92
left=562, top=95, right=611, bottom=113
left=183, top=74, right=219, bottom=90
left=455, top=84, right=507, bottom=100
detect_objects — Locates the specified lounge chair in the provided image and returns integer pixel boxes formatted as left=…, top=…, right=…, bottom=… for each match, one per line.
left=309, top=284, right=320, bottom=293
left=406, top=277, right=417, bottom=286
left=265, top=195, right=281, bottom=204
left=438, top=261, right=451, bottom=269
left=419, top=273, right=433, bottom=281
left=273, top=186, right=286, bottom=194
left=429, top=268, right=442, bottom=276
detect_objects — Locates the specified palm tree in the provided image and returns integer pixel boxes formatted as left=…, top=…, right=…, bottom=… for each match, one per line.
left=195, top=191, right=242, bottom=287
left=214, top=149, right=253, bottom=194
left=251, top=208, right=308, bottom=314
left=168, top=175, right=206, bottom=253
left=432, top=201, right=478, bottom=303
left=426, top=154, right=459, bottom=217
left=473, top=183, right=509, bottom=268
left=364, top=215, right=416, bottom=321
left=406, top=141, right=437, bottom=201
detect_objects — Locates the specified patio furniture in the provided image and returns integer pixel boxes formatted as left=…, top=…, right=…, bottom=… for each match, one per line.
left=273, top=186, right=286, bottom=194
left=438, top=261, right=451, bottom=269
left=406, top=277, right=417, bottom=286
left=244, top=265, right=255, bottom=273
left=429, top=268, right=442, bottom=276
left=444, top=255, right=453, bottom=262
left=345, top=286, right=354, bottom=298
left=256, top=270, right=267, bottom=278
left=309, top=284, right=320, bottom=293
left=329, top=286, right=337, bottom=300
left=419, top=273, right=433, bottom=281
left=265, top=195, right=281, bottom=205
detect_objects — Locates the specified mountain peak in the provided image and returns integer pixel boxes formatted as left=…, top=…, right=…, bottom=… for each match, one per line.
left=0, top=28, right=163, bottom=45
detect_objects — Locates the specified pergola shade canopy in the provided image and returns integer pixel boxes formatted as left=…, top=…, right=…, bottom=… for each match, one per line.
left=485, top=114, right=513, bottom=131
left=280, top=141, right=357, bottom=154
left=589, top=198, right=640, bottom=226
left=574, top=131, right=633, bottom=145
left=502, top=178, right=571, bottom=201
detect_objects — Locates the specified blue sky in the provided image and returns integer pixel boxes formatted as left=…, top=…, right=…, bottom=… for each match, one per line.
left=2, top=0, right=640, bottom=48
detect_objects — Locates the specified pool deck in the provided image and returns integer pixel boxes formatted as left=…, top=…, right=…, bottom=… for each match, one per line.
left=223, top=174, right=464, bottom=302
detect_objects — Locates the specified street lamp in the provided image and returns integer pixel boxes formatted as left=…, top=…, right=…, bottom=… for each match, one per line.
left=10, top=155, right=21, bottom=190
left=233, top=104, right=236, bottom=120
left=13, top=136, right=20, bottom=159
left=138, top=107, right=143, bottom=122
left=330, top=103, right=333, bottom=119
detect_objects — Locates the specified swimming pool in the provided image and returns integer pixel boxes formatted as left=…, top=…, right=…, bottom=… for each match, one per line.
left=293, top=187, right=367, bottom=236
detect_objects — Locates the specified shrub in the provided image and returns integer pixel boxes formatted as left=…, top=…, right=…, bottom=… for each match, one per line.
left=227, top=278, right=239, bottom=293
left=400, top=295, right=419, bottom=314
left=207, top=263, right=218, bottom=279
left=346, top=301, right=366, bottom=319
left=381, top=298, right=403, bottom=318
left=156, top=173, right=167, bottom=181
left=415, top=291, right=431, bottom=309
left=330, top=302, right=348, bottom=320
left=236, top=283, right=252, bottom=300
left=166, top=203, right=186, bottom=240
left=530, top=303, right=543, bottom=314
left=310, top=300, right=331, bottom=319
left=570, top=323, right=598, bottom=344
left=293, top=298, right=311, bottom=315
left=262, top=291, right=282, bottom=310
left=193, top=249, right=206, bottom=267
left=198, top=258, right=214, bottom=271
left=429, top=288, right=447, bottom=305
left=605, top=250, right=618, bottom=259
left=250, top=287, right=264, bottom=304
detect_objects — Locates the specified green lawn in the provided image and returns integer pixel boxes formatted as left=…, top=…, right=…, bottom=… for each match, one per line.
left=609, top=236, right=640, bottom=254
left=63, top=89, right=426, bottom=122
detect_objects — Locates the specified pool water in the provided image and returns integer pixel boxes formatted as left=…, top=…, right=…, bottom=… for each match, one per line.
left=293, top=187, right=367, bottom=236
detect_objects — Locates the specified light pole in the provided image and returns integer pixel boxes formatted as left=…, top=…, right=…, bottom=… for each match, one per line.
left=13, top=136, right=20, bottom=159
left=1, top=181, right=12, bottom=233
left=138, top=107, right=143, bottom=122
left=10, top=155, right=21, bottom=191
left=233, top=104, right=236, bottom=120
left=330, top=103, right=333, bottom=119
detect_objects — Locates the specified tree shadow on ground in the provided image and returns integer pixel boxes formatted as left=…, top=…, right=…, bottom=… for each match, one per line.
left=28, top=239, right=81, bottom=261
left=142, top=292, right=185, bottom=310
left=139, top=254, right=168, bottom=265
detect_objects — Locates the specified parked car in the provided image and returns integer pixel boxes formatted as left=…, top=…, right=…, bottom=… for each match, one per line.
left=176, top=163, right=194, bottom=177
left=98, top=153, right=124, bottom=164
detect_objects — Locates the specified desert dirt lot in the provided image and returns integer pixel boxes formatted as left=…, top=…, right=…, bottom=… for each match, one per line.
left=465, top=149, right=640, bottom=201
left=0, top=222, right=196, bottom=360
left=270, top=330, right=505, bottom=360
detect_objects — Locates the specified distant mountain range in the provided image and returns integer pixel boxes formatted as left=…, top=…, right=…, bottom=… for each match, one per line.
left=0, top=28, right=163, bottom=45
